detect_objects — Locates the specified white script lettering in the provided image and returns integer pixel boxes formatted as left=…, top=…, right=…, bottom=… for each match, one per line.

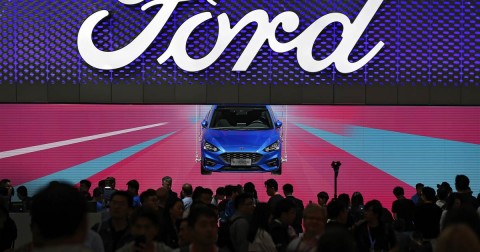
left=77, top=0, right=384, bottom=73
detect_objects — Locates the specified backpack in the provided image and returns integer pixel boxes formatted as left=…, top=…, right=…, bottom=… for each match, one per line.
left=217, top=216, right=245, bottom=251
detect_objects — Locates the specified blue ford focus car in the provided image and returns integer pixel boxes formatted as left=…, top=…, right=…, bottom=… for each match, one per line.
left=200, top=105, right=283, bottom=175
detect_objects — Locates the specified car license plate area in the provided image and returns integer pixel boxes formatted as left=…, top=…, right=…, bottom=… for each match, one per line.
left=231, top=158, right=252, bottom=166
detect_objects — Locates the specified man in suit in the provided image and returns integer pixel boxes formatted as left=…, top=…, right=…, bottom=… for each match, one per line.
left=283, top=183, right=304, bottom=235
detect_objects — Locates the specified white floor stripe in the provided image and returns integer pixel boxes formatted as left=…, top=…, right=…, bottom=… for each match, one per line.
left=0, top=122, right=168, bottom=159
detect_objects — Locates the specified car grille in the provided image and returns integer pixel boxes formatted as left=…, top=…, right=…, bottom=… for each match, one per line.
left=220, top=153, right=263, bottom=164
left=219, top=166, right=265, bottom=172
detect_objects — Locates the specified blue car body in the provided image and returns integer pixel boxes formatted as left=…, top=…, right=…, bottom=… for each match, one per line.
left=200, top=105, right=282, bottom=174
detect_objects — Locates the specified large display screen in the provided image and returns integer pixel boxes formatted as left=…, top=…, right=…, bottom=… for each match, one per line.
left=1, top=0, right=477, bottom=86
left=1, top=105, right=478, bottom=209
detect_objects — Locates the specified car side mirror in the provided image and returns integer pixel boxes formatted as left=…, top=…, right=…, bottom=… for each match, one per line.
left=275, top=121, right=282, bottom=128
left=201, top=120, right=208, bottom=128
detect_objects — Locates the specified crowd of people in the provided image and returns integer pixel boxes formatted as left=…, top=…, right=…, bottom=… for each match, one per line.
left=0, top=175, right=479, bottom=252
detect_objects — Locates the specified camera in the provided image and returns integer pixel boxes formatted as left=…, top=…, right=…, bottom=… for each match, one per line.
left=331, top=161, right=341, bottom=171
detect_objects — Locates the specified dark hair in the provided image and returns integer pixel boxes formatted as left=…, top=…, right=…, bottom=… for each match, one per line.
left=192, top=186, right=205, bottom=202
left=317, top=191, right=329, bottom=201
left=393, top=186, right=404, bottom=197
left=365, top=199, right=383, bottom=217
left=16, top=185, right=28, bottom=197
left=0, top=179, right=11, bottom=187
left=415, top=183, right=424, bottom=189
left=80, top=180, right=92, bottom=189
left=442, top=206, right=480, bottom=237
left=188, top=205, right=217, bottom=227
left=264, top=179, right=278, bottom=191
left=215, top=187, right=225, bottom=196
left=224, top=185, right=234, bottom=197
left=111, top=190, right=134, bottom=208
left=140, top=189, right=158, bottom=204
left=234, top=193, right=253, bottom=209
left=98, top=180, right=106, bottom=189
left=283, top=184, right=293, bottom=194
left=130, top=207, right=162, bottom=228
left=30, top=182, right=87, bottom=240
left=327, top=199, right=347, bottom=220
left=455, top=175, right=470, bottom=191
left=204, top=188, right=213, bottom=197
left=437, top=188, right=448, bottom=201
left=422, top=187, right=436, bottom=202
left=105, top=177, right=116, bottom=187
left=162, top=176, right=173, bottom=183
left=243, top=182, right=257, bottom=199
left=273, top=199, right=296, bottom=219
left=126, top=180, right=140, bottom=191
left=247, top=203, right=270, bottom=242
left=351, top=192, right=364, bottom=207
left=337, top=193, right=350, bottom=207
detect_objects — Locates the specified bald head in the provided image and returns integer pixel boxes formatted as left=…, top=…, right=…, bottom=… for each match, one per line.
left=182, top=183, right=193, bottom=197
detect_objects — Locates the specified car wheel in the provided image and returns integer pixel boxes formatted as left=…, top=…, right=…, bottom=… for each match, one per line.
left=201, top=164, right=212, bottom=175
left=271, top=164, right=282, bottom=175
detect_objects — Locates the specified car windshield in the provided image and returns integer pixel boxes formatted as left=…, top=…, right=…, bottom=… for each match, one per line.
left=210, top=107, right=273, bottom=130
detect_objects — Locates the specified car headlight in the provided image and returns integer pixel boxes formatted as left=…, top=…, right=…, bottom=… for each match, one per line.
left=204, top=141, right=219, bottom=152
left=264, top=141, right=280, bottom=152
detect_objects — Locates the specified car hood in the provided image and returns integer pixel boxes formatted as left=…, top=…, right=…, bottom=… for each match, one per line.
left=204, top=129, right=279, bottom=150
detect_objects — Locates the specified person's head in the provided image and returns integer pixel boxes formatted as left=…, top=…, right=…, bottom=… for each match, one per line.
left=0, top=179, right=13, bottom=197
left=442, top=206, right=480, bottom=236
left=364, top=200, right=383, bottom=224
left=79, top=180, right=91, bottom=193
left=415, top=183, right=424, bottom=195
left=317, top=191, right=329, bottom=206
left=126, top=179, right=140, bottom=195
left=445, top=193, right=462, bottom=211
left=273, top=199, right=296, bottom=225
left=393, top=186, right=404, bottom=198
left=166, top=197, right=184, bottom=220
left=243, top=182, right=257, bottom=199
left=264, top=179, right=278, bottom=196
left=351, top=191, right=364, bottom=207
left=436, top=224, right=480, bottom=252
left=437, top=188, right=449, bottom=201
left=178, top=218, right=192, bottom=247
left=98, top=180, right=106, bottom=190
left=182, top=183, right=193, bottom=197
left=303, top=203, right=326, bottom=236
left=282, top=183, right=294, bottom=196
left=224, top=185, right=234, bottom=199
left=162, top=176, right=173, bottom=191
left=455, top=175, right=470, bottom=192
left=337, top=193, right=350, bottom=208
left=140, top=189, right=159, bottom=211
left=215, top=187, right=225, bottom=200
left=234, top=193, right=255, bottom=216
left=326, top=199, right=347, bottom=224
left=188, top=205, right=218, bottom=247
left=421, top=186, right=436, bottom=203
left=92, top=187, right=103, bottom=201
left=105, top=177, right=116, bottom=189
left=130, top=207, right=162, bottom=245
left=202, top=188, right=214, bottom=205
left=30, top=182, right=87, bottom=245
left=16, top=185, right=28, bottom=200
left=109, top=191, right=133, bottom=220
